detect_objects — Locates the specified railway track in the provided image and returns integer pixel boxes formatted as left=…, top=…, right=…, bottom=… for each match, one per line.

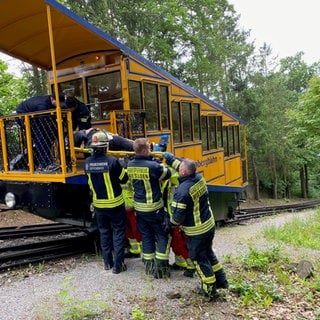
left=1, top=199, right=319, bottom=271
left=0, top=223, right=83, bottom=240
left=0, top=223, right=96, bottom=271
left=232, top=199, right=320, bottom=223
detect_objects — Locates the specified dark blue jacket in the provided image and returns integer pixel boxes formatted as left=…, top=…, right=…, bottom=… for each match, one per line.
left=171, top=173, right=215, bottom=236
left=16, top=95, right=53, bottom=113
left=85, top=151, right=128, bottom=209
left=71, top=99, right=91, bottom=130
left=127, top=155, right=171, bottom=212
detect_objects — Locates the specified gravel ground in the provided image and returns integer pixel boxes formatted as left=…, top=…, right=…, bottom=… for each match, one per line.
left=0, top=209, right=319, bottom=320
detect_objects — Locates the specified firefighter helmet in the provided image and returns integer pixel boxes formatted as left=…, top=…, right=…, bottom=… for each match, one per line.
left=90, top=130, right=109, bottom=148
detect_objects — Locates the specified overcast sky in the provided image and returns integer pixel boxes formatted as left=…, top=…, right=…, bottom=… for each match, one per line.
left=229, top=0, right=320, bottom=64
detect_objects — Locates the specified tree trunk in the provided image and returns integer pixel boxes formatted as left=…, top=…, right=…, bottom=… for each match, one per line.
left=305, top=164, right=309, bottom=197
left=271, top=157, right=277, bottom=199
left=300, top=165, right=307, bottom=198
left=251, top=155, right=260, bottom=200
left=272, top=177, right=278, bottom=199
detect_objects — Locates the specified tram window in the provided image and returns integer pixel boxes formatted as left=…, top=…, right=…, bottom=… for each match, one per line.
left=234, top=126, right=240, bottom=153
left=160, top=86, right=170, bottom=130
left=87, top=71, right=122, bottom=120
left=201, top=116, right=209, bottom=151
left=182, top=102, right=192, bottom=142
left=208, top=116, right=217, bottom=149
left=144, top=83, right=159, bottom=131
left=217, top=116, right=223, bottom=148
left=229, top=126, right=235, bottom=155
left=129, top=80, right=143, bottom=109
left=193, top=104, right=200, bottom=140
left=172, top=102, right=182, bottom=143
left=223, top=126, right=229, bottom=156
left=53, top=79, right=83, bottom=101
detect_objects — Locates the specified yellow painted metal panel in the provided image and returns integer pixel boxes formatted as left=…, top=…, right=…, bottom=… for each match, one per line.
left=225, top=157, right=242, bottom=186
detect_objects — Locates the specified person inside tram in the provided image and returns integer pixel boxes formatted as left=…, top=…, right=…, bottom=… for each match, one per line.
left=14, top=92, right=66, bottom=172
left=73, top=128, right=134, bottom=151
left=65, top=96, right=91, bottom=131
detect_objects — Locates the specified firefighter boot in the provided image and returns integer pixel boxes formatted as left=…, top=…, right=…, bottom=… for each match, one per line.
left=215, top=269, right=229, bottom=289
left=202, top=283, right=218, bottom=302
left=183, top=268, right=196, bottom=278
left=207, top=283, right=218, bottom=301
left=144, top=260, right=155, bottom=276
left=154, top=259, right=170, bottom=279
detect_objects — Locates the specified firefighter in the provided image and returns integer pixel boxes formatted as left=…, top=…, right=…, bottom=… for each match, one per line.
left=162, top=170, right=196, bottom=277
left=164, top=154, right=228, bottom=301
left=15, top=92, right=65, bottom=171
left=65, top=96, right=91, bottom=131
left=121, top=169, right=142, bottom=258
left=85, top=130, right=128, bottom=274
left=127, top=138, right=172, bottom=278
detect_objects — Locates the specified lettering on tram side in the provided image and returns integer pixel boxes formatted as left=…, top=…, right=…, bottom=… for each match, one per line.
left=195, top=156, right=218, bottom=168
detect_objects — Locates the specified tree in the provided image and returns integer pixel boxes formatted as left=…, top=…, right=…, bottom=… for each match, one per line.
left=21, top=65, right=48, bottom=97
left=281, top=53, right=320, bottom=198
left=62, top=0, right=253, bottom=105
left=247, top=72, right=296, bottom=199
left=0, top=60, right=27, bottom=115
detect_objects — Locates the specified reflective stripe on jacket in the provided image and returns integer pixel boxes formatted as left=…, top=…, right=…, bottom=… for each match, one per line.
left=85, top=152, right=128, bottom=208
left=127, top=155, right=171, bottom=212
left=171, top=173, right=215, bottom=236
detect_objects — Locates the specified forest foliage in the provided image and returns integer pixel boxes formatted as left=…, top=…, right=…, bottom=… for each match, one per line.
left=2, top=0, right=320, bottom=199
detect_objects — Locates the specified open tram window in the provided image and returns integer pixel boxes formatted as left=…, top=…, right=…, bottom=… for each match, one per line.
left=86, top=71, right=123, bottom=120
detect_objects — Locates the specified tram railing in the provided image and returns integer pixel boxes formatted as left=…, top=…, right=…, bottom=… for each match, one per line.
left=0, top=110, right=76, bottom=179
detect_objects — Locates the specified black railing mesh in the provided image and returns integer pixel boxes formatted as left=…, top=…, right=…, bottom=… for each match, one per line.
left=1, top=111, right=73, bottom=173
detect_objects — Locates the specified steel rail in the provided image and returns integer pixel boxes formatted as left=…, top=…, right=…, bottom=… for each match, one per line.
left=232, top=199, right=320, bottom=223
left=0, top=223, right=83, bottom=240
left=0, top=234, right=91, bottom=270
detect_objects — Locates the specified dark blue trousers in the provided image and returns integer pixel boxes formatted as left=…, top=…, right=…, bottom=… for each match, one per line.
left=187, top=228, right=217, bottom=283
left=136, top=210, right=170, bottom=261
left=95, top=205, right=126, bottom=269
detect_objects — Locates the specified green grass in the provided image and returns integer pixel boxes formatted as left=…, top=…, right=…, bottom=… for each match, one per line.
left=263, top=209, right=320, bottom=249
left=228, top=212, right=320, bottom=314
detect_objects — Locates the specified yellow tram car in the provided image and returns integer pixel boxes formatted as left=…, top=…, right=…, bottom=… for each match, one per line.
left=0, top=0, right=248, bottom=225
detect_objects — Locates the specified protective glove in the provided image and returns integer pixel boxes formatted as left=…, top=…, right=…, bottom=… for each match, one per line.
left=162, top=212, right=172, bottom=232
left=163, top=152, right=174, bottom=162
left=159, top=134, right=169, bottom=152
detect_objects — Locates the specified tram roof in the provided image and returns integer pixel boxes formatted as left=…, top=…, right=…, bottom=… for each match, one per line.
left=0, top=0, right=121, bottom=69
left=0, top=0, right=246, bottom=123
